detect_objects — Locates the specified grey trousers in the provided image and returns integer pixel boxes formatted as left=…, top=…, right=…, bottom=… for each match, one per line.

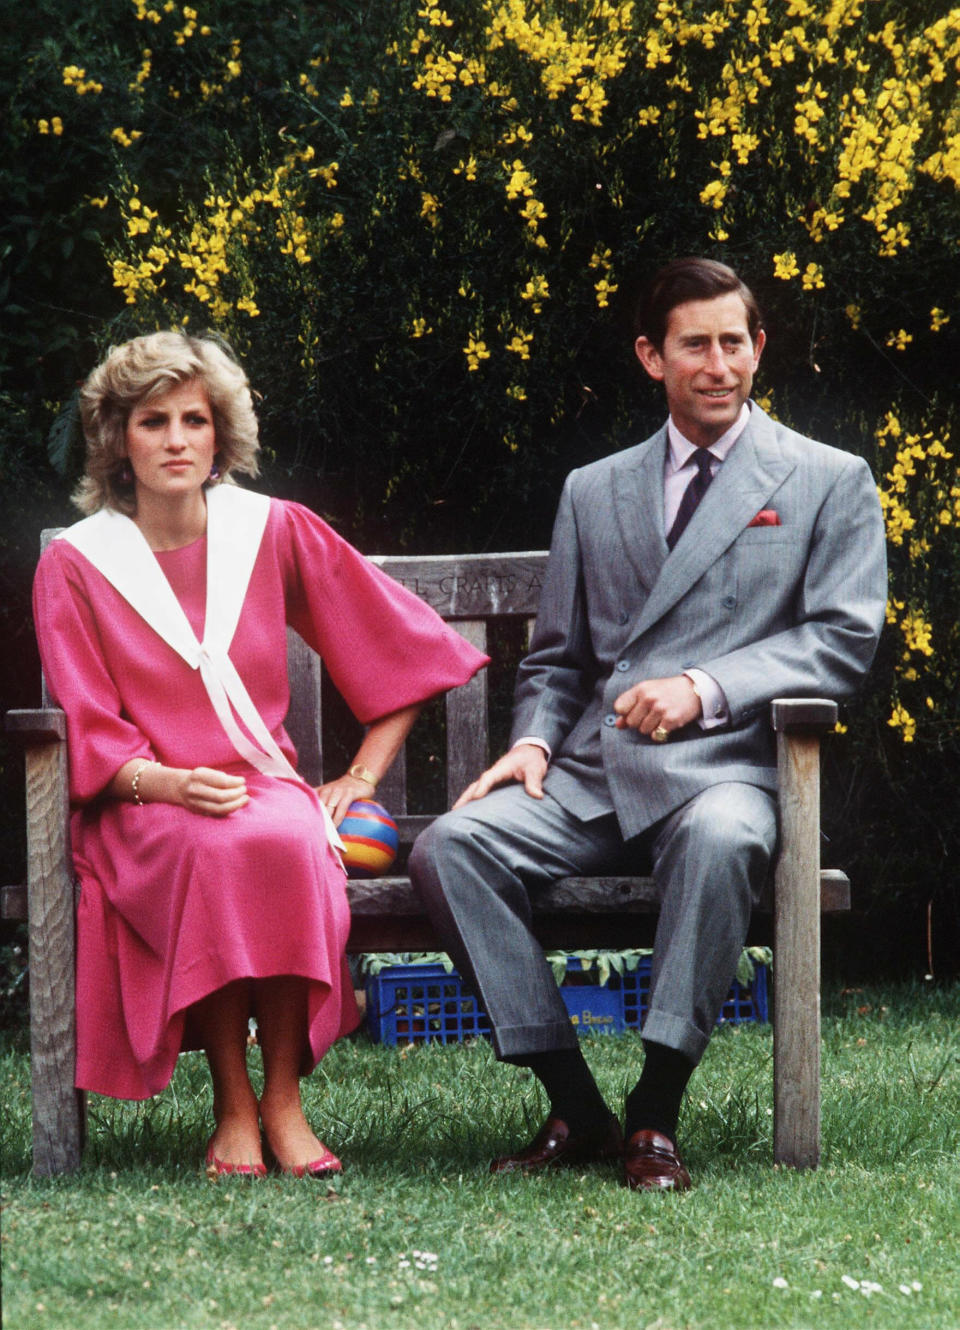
left=408, top=781, right=777, bottom=1066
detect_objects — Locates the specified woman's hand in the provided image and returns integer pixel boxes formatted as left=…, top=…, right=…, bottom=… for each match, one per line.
left=315, top=774, right=376, bottom=827
left=110, top=759, right=248, bottom=816
left=315, top=702, right=422, bottom=826
left=173, top=766, right=249, bottom=817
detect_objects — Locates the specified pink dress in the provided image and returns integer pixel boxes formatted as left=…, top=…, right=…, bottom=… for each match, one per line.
left=33, top=497, right=488, bottom=1099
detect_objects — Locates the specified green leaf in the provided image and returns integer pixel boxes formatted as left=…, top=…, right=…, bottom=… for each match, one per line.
left=47, top=393, right=82, bottom=477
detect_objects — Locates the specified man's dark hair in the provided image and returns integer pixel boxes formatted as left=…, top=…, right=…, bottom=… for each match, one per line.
left=635, top=257, right=763, bottom=351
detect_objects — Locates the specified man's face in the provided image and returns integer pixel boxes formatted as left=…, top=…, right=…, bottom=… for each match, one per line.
left=634, top=292, right=766, bottom=448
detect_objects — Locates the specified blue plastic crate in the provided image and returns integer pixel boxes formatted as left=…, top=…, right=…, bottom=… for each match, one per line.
left=365, top=960, right=625, bottom=1045
left=620, top=957, right=769, bottom=1029
left=365, top=963, right=491, bottom=1045
left=559, top=957, right=626, bottom=1035
left=365, top=956, right=768, bottom=1046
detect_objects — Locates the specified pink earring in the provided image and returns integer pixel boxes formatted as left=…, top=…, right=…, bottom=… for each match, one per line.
left=118, top=462, right=133, bottom=486
left=208, top=463, right=221, bottom=481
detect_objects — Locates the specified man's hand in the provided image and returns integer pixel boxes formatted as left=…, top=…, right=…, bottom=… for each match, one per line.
left=613, top=674, right=702, bottom=737
left=453, top=743, right=548, bottom=808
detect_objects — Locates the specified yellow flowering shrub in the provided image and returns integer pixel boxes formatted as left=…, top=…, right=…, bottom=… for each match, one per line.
left=8, top=0, right=960, bottom=754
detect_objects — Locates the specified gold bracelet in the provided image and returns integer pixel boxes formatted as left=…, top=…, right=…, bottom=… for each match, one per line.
left=131, top=760, right=153, bottom=806
left=347, top=763, right=378, bottom=789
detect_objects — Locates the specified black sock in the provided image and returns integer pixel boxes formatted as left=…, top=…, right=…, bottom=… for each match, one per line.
left=506, top=1048, right=612, bottom=1136
left=623, top=1040, right=695, bottom=1144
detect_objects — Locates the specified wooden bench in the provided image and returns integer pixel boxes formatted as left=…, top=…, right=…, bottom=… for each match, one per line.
left=4, top=546, right=848, bottom=1176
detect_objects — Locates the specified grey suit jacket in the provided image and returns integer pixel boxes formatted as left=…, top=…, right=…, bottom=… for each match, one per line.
left=511, top=404, right=887, bottom=838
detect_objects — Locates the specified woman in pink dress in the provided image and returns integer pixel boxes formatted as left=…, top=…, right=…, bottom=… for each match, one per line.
left=33, top=331, right=487, bottom=1178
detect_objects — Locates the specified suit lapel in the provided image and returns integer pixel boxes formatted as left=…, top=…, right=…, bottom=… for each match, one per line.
left=611, top=429, right=669, bottom=595
left=629, top=408, right=796, bottom=638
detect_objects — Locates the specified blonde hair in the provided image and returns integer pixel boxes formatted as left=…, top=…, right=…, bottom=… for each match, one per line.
left=73, top=330, right=261, bottom=515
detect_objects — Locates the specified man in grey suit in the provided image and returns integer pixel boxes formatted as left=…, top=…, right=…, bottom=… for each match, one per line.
left=409, top=257, right=887, bottom=1190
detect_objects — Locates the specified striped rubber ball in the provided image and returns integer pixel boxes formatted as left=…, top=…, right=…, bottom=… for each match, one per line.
left=339, top=799, right=399, bottom=877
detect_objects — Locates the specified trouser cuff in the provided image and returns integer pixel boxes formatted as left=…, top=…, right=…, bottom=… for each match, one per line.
left=640, top=1008, right=710, bottom=1066
left=492, top=1019, right=580, bottom=1060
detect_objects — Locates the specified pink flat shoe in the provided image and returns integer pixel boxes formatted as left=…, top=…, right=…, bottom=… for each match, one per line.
left=269, top=1141, right=343, bottom=1178
left=204, top=1138, right=268, bottom=1179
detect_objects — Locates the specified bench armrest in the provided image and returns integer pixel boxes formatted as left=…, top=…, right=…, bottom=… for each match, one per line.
left=6, top=707, right=68, bottom=744
left=770, top=698, right=838, bottom=733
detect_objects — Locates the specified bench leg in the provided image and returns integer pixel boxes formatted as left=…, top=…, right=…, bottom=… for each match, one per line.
left=25, top=738, right=84, bottom=1175
left=773, top=728, right=822, bottom=1169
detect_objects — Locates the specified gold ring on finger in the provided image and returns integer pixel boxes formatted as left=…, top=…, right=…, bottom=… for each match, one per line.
left=651, top=726, right=669, bottom=744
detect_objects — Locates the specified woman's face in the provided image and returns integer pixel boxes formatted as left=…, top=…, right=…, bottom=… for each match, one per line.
left=124, top=378, right=216, bottom=505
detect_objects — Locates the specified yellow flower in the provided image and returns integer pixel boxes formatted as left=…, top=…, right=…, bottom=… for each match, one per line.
left=519, top=198, right=547, bottom=230
left=885, top=329, right=913, bottom=351
left=62, top=64, right=103, bottom=95
left=463, top=334, right=491, bottom=370
left=699, top=179, right=728, bottom=209
left=506, top=331, right=533, bottom=359
left=594, top=277, right=618, bottom=308
left=772, top=251, right=800, bottom=280
left=801, top=262, right=825, bottom=290
left=520, top=274, right=549, bottom=313
left=887, top=703, right=916, bottom=742
left=504, top=159, right=535, bottom=199
left=930, top=308, right=950, bottom=331
left=453, top=156, right=478, bottom=181
left=111, top=127, right=143, bottom=147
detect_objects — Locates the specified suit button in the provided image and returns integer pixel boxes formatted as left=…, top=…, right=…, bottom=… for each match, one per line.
left=616, top=660, right=630, bottom=672
left=603, top=714, right=617, bottom=727
left=721, top=595, right=736, bottom=610
left=618, top=611, right=629, bottom=625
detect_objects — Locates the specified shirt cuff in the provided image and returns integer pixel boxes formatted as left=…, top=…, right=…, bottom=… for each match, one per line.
left=684, top=669, right=728, bottom=730
left=512, top=736, right=552, bottom=761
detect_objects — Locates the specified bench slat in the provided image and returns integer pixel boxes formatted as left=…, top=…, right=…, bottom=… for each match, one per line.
left=285, top=629, right=323, bottom=787
left=2, top=867, right=851, bottom=927
left=370, top=552, right=548, bottom=617
left=446, top=620, right=489, bottom=804
left=376, top=750, right=408, bottom=816
left=344, top=868, right=849, bottom=924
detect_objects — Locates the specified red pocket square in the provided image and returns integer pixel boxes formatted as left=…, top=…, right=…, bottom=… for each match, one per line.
left=747, top=510, right=781, bottom=527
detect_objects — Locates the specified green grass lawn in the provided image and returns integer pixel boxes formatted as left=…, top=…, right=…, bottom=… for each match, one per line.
left=2, top=982, right=958, bottom=1330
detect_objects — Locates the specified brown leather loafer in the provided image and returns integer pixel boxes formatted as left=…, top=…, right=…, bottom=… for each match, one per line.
left=490, top=1115, right=624, bottom=1175
left=622, top=1129, right=692, bottom=1191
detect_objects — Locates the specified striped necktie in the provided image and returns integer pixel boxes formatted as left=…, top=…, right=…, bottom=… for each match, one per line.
left=666, top=449, right=714, bottom=550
